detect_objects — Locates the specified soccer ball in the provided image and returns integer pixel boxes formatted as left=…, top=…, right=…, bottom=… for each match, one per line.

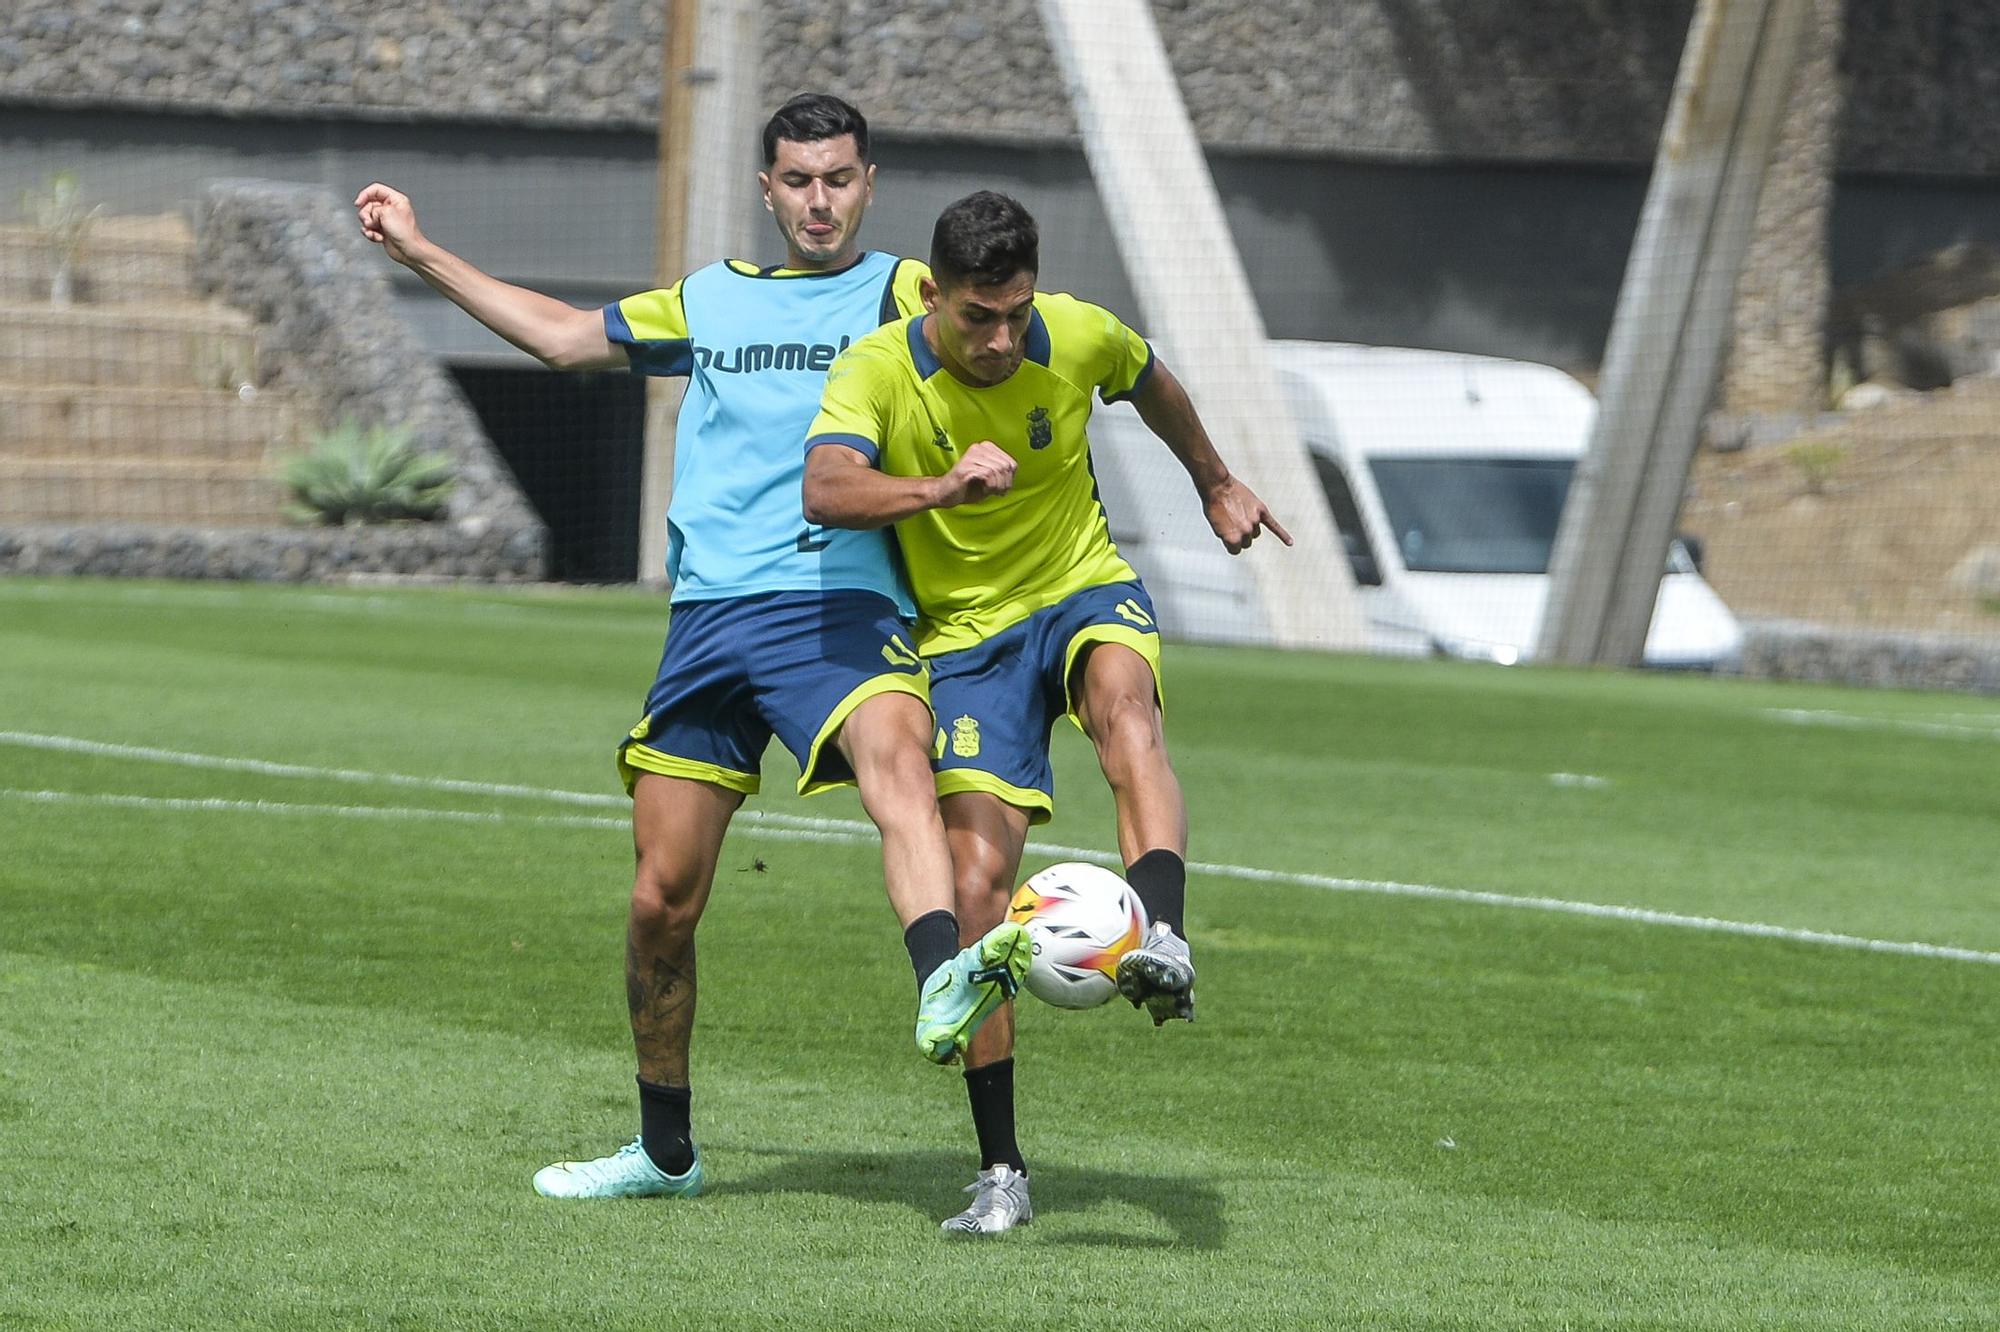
left=1007, top=862, right=1150, bottom=1010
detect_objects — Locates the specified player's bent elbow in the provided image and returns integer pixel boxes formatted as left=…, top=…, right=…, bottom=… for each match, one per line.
left=801, top=485, right=850, bottom=529
left=802, top=455, right=861, bottom=528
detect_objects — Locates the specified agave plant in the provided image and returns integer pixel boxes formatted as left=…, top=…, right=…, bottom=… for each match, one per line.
left=283, top=420, right=455, bottom=526
left=21, top=170, right=101, bottom=306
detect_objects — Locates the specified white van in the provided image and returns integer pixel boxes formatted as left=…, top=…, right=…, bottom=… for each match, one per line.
left=1089, top=341, right=1744, bottom=668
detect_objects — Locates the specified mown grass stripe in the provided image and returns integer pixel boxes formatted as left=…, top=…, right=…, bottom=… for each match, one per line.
left=10, top=785, right=1996, bottom=969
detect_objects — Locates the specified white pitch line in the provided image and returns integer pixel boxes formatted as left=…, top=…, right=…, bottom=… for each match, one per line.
left=0, top=788, right=879, bottom=848
left=1764, top=708, right=2000, bottom=742
left=0, top=730, right=628, bottom=807
left=1174, top=860, right=2000, bottom=967
left=8, top=785, right=1999, bottom=969
left=0, top=729, right=981, bottom=838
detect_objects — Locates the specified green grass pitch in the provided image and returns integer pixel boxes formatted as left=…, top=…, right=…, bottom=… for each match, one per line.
left=2, top=577, right=1996, bottom=1330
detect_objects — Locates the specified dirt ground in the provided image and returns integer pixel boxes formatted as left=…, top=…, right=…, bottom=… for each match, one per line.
left=1682, top=378, right=2000, bottom=637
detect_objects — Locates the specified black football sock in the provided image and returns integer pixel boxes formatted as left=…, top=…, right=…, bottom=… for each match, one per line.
left=1125, top=849, right=1187, bottom=937
left=905, top=908, right=960, bottom=993
left=964, top=1058, right=1026, bottom=1174
left=637, top=1078, right=695, bottom=1176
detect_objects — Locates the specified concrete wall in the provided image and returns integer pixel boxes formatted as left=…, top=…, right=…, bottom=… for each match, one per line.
left=7, top=2, right=1999, bottom=379
left=0, top=104, right=1655, bottom=372
left=12, top=1, right=2000, bottom=393
left=5, top=1, right=1999, bottom=173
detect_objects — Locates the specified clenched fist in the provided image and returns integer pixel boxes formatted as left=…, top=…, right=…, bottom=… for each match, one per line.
left=933, top=441, right=1017, bottom=508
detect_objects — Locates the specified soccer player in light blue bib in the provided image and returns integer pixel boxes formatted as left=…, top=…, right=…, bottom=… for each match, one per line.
left=356, top=97, right=1028, bottom=1210
left=805, top=191, right=1291, bottom=1233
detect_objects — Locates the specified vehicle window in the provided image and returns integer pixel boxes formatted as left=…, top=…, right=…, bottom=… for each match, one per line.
left=1310, top=453, right=1382, bottom=586
left=1367, top=457, right=1574, bottom=575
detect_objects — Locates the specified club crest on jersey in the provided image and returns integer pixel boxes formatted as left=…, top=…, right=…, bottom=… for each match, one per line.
left=931, top=426, right=950, bottom=452
left=1026, top=406, right=1052, bottom=450
left=951, top=714, right=981, bottom=758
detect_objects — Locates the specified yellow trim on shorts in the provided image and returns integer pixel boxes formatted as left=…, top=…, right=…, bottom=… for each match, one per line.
left=797, top=670, right=932, bottom=797
left=1060, top=623, right=1165, bottom=733
left=935, top=768, right=1055, bottom=826
left=618, top=742, right=761, bottom=798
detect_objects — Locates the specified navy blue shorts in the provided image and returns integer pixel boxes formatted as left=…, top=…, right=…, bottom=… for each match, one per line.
left=928, top=580, right=1163, bottom=824
left=617, top=590, right=929, bottom=797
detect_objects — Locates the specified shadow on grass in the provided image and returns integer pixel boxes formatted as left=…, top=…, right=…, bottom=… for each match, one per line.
left=718, top=1145, right=1226, bottom=1249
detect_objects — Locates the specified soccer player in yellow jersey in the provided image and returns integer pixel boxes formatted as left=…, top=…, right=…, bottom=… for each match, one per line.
left=803, top=190, right=1289, bottom=1233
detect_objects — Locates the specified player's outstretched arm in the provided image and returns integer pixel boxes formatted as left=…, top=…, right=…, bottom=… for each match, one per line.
left=804, top=441, right=1015, bottom=530
left=1133, top=363, right=1293, bottom=555
left=353, top=183, right=624, bottom=372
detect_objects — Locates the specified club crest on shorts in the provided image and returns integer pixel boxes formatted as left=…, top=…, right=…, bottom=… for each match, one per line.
left=951, top=714, right=982, bottom=758
left=1026, top=406, right=1052, bottom=450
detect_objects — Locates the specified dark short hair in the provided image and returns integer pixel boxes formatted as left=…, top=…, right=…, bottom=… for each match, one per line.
left=762, top=93, right=870, bottom=165
left=930, top=191, right=1039, bottom=289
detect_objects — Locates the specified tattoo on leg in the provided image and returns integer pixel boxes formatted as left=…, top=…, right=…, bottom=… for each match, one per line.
left=626, top=936, right=696, bottom=1081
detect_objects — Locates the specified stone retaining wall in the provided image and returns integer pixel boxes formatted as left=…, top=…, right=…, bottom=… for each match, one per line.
left=0, top=521, right=544, bottom=582
left=1735, top=619, right=2000, bottom=693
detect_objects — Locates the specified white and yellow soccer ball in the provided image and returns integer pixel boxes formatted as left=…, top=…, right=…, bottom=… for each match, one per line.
left=1006, top=862, right=1150, bottom=1009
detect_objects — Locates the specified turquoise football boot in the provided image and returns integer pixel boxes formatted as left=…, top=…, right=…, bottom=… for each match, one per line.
left=916, top=921, right=1031, bottom=1064
left=532, top=1138, right=703, bottom=1200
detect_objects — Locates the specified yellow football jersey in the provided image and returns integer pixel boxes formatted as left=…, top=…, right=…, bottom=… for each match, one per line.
left=805, top=292, right=1155, bottom=654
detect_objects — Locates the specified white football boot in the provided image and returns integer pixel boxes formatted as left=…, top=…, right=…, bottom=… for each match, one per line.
left=940, top=1163, right=1032, bottom=1235
left=1115, top=921, right=1196, bottom=1024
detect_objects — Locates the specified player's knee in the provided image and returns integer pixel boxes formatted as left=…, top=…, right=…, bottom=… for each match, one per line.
left=844, top=693, right=932, bottom=776
left=1094, top=693, right=1166, bottom=775
left=630, top=860, right=702, bottom=940
left=855, top=736, right=939, bottom=826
